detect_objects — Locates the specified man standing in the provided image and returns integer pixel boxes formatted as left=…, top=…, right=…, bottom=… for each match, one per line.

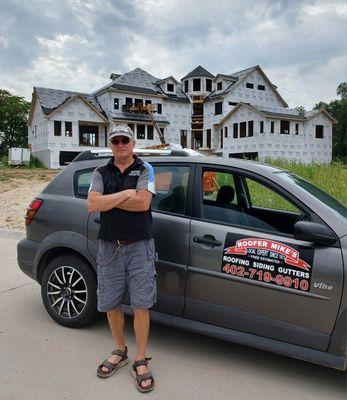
left=87, top=125, right=156, bottom=393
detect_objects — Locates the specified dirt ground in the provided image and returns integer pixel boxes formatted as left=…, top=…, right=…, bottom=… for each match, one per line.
left=0, top=168, right=59, bottom=231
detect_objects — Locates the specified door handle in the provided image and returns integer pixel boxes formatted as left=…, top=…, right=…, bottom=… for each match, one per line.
left=193, top=236, right=222, bottom=247
left=94, top=217, right=100, bottom=224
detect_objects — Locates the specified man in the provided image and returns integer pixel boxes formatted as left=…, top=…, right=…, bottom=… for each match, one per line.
left=87, top=124, right=156, bottom=393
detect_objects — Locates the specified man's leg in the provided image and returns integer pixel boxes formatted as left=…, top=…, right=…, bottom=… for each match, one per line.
left=100, top=307, right=127, bottom=373
left=133, top=308, right=152, bottom=388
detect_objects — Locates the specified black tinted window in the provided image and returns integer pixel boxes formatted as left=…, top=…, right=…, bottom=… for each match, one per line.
left=152, top=165, right=190, bottom=215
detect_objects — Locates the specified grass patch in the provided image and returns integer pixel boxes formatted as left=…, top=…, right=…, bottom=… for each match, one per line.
left=262, top=159, right=347, bottom=205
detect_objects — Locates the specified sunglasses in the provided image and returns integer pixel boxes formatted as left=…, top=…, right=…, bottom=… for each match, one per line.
left=110, top=137, right=131, bottom=145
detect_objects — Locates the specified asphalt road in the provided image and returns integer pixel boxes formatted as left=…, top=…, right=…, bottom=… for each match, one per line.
left=0, top=229, right=346, bottom=400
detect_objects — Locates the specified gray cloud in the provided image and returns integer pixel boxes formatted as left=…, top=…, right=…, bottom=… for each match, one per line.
left=0, top=0, right=345, bottom=109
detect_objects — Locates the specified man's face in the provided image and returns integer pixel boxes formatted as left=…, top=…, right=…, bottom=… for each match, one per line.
left=109, top=135, right=135, bottom=159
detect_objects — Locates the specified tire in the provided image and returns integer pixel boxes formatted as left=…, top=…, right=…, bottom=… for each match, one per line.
left=41, top=254, right=98, bottom=328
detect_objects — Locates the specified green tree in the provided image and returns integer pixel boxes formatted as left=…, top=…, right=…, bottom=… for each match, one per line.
left=295, top=106, right=306, bottom=116
left=337, top=82, right=347, bottom=99
left=0, top=89, right=31, bottom=157
left=314, top=83, right=347, bottom=161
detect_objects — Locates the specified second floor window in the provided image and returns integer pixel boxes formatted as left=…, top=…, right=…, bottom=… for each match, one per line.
left=114, top=98, right=119, bottom=109
left=184, top=80, right=188, bottom=92
left=260, top=121, right=264, bottom=133
left=315, top=125, right=324, bottom=139
left=125, top=97, right=132, bottom=108
left=193, top=78, right=201, bottom=91
left=215, top=101, right=223, bottom=115
left=137, top=124, right=145, bottom=139
left=240, top=122, right=246, bottom=138
left=206, top=79, right=212, bottom=92
left=248, top=121, right=254, bottom=137
left=167, top=83, right=174, bottom=92
left=65, top=121, right=72, bottom=137
left=54, top=121, right=61, bottom=136
left=233, top=123, right=238, bottom=138
left=280, top=120, right=290, bottom=134
left=246, top=82, right=254, bottom=89
left=147, top=125, right=154, bottom=140
left=217, top=81, right=223, bottom=91
left=157, top=104, right=162, bottom=114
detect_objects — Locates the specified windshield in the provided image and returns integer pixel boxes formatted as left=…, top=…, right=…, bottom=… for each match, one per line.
left=277, top=172, right=347, bottom=221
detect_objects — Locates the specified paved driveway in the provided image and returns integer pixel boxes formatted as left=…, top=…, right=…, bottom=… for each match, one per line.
left=0, top=229, right=345, bottom=400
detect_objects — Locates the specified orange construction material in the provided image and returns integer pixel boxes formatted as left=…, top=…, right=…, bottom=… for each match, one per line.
left=203, top=171, right=217, bottom=193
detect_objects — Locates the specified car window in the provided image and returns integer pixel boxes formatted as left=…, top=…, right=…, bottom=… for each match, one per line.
left=203, top=171, right=238, bottom=205
left=74, top=169, right=94, bottom=198
left=246, top=177, right=300, bottom=213
left=278, top=172, right=347, bottom=221
left=152, top=165, right=190, bottom=215
left=200, top=168, right=305, bottom=235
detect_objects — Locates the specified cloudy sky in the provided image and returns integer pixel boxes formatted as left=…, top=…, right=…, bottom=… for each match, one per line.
left=0, top=0, right=345, bottom=109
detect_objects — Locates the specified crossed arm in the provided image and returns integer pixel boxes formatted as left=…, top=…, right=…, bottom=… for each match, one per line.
left=87, top=189, right=153, bottom=213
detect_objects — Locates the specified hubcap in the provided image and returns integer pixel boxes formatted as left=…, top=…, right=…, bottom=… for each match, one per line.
left=47, top=266, right=88, bottom=318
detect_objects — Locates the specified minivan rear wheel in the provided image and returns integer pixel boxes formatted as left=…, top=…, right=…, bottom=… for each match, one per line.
left=41, top=254, right=97, bottom=328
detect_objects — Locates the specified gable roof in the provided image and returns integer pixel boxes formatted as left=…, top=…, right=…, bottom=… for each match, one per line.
left=112, top=67, right=161, bottom=93
left=206, top=65, right=288, bottom=107
left=34, top=87, right=106, bottom=116
left=181, top=65, right=215, bottom=80
left=156, top=76, right=179, bottom=85
left=214, top=73, right=237, bottom=82
left=219, top=102, right=336, bottom=125
left=94, top=67, right=189, bottom=102
left=28, top=87, right=109, bottom=126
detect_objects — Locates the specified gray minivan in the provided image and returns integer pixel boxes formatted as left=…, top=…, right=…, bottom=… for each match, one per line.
left=17, top=149, right=347, bottom=370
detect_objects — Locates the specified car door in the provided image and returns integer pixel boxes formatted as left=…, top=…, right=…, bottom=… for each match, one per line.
left=85, top=161, right=194, bottom=316
left=184, top=163, right=343, bottom=351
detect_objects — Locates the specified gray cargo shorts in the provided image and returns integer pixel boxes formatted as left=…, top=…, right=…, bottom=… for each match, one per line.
left=96, top=239, right=157, bottom=312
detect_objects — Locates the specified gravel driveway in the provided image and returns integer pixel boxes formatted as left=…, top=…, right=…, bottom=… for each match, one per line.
left=0, top=168, right=58, bottom=231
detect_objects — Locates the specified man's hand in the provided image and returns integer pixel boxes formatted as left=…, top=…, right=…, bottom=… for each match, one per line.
left=117, top=189, right=153, bottom=212
left=87, top=190, right=131, bottom=213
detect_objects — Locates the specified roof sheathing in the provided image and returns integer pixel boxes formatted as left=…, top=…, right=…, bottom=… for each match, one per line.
left=181, top=65, right=215, bottom=80
left=34, top=87, right=106, bottom=116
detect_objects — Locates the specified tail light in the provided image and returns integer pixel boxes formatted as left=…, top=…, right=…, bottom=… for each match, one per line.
left=25, top=199, right=44, bottom=226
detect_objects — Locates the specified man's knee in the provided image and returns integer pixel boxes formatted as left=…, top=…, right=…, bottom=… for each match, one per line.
left=134, top=308, right=150, bottom=316
left=107, top=307, right=123, bottom=317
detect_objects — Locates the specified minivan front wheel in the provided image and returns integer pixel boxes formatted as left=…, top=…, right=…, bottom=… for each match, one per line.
left=41, top=254, right=97, bottom=328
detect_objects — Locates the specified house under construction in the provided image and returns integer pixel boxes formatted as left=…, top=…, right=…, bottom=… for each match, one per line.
left=28, top=65, right=334, bottom=168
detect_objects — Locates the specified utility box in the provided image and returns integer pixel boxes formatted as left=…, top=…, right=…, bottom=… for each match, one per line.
left=22, top=148, right=31, bottom=164
left=8, top=148, right=23, bottom=165
left=8, top=148, right=31, bottom=165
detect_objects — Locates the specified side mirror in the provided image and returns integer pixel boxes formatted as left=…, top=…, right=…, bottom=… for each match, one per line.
left=294, top=221, right=337, bottom=246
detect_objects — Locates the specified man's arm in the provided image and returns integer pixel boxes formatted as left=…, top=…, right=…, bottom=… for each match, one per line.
left=87, top=190, right=131, bottom=213
left=116, top=190, right=152, bottom=212
left=116, top=162, right=156, bottom=212
left=87, top=168, right=130, bottom=213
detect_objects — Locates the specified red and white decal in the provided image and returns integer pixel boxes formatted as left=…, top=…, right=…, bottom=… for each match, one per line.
left=221, top=235, right=314, bottom=292
left=225, top=238, right=311, bottom=271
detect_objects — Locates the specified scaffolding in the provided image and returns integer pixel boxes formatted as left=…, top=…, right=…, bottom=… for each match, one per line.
left=124, top=103, right=166, bottom=145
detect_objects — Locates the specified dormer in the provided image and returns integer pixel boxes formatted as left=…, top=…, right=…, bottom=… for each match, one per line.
left=181, top=66, right=215, bottom=96
left=214, top=74, right=237, bottom=93
left=156, top=76, right=179, bottom=95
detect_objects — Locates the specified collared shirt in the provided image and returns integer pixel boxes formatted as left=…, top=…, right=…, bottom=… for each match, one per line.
left=89, top=155, right=156, bottom=241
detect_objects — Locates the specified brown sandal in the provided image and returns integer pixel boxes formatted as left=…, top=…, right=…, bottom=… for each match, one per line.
left=131, top=357, right=155, bottom=393
left=96, top=346, right=128, bottom=378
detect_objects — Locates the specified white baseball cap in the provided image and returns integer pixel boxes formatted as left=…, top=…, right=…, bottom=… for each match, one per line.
left=108, top=125, right=135, bottom=142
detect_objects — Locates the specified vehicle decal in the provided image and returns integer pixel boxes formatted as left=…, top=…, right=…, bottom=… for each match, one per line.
left=221, top=234, right=314, bottom=292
